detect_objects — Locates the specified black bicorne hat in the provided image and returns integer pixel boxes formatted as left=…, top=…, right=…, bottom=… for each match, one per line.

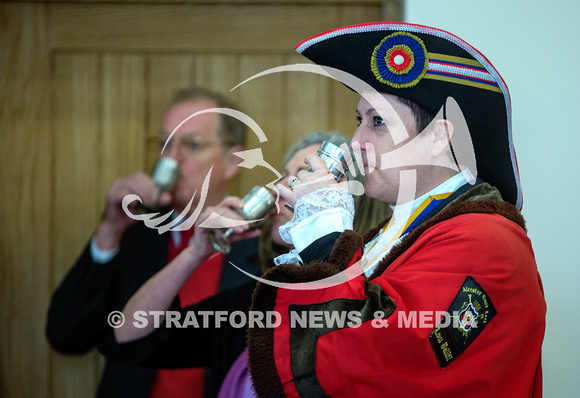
left=296, top=22, right=521, bottom=210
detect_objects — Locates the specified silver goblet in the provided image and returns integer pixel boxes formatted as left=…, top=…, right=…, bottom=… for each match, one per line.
left=307, top=140, right=350, bottom=181
left=285, top=141, right=351, bottom=212
left=210, top=185, right=276, bottom=254
left=137, top=157, right=179, bottom=213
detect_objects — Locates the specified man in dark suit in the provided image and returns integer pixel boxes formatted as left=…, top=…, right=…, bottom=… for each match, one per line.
left=46, top=87, right=261, bottom=398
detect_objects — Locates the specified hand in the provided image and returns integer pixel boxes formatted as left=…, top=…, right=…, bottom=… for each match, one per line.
left=189, top=196, right=261, bottom=259
left=95, top=172, right=172, bottom=250
left=277, top=154, right=340, bottom=207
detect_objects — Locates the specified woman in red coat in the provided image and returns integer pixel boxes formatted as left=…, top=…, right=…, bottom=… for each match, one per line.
left=248, top=22, right=546, bottom=398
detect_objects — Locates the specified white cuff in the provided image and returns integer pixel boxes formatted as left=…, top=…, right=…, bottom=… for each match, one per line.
left=90, top=236, right=120, bottom=264
left=273, top=249, right=302, bottom=266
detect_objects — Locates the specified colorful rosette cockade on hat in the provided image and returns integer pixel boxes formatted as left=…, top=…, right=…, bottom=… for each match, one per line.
left=371, top=32, right=429, bottom=88
left=296, top=22, right=521, bottom=210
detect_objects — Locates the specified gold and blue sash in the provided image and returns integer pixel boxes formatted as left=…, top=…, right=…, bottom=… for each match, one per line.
left=362, top=180, right=481, bottom=270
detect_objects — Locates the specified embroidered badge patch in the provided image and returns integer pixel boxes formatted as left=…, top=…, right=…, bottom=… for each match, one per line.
left=429, top=276, right=497, bottom=368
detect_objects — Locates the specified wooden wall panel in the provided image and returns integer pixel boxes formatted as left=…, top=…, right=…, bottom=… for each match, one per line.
left=237, top=54, right=287, bottom=191
left=50, top=4, right=348, bottom=51
left=0, top=3, right=52, bottom=398
left=51, top=53, right=104, bottom=397
left=193, top=55, right=243, bottom=100
left=284, top=55, right=337, bottom=144
left=0, top=2, right=401, bottom=397
left=192, top=54, right=245, bottom=194
left=146, top=54, right=197, bottom=169
left=100, top=55, right=147, bottom=192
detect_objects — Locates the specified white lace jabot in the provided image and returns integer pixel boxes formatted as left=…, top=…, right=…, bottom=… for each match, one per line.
left=274, top=187, right=354, bottom=266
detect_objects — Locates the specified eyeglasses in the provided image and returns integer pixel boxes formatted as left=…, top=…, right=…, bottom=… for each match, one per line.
left=159, top=136, right=226, bottom=157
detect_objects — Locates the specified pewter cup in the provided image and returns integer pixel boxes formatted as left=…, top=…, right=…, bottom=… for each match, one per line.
left=210, top=185, right=275, bottom=254
left=137, top=157, right=179, bottom=213
left=308, top=140, right=350, bottom=181
left=151, top=157, right=179, bottom=191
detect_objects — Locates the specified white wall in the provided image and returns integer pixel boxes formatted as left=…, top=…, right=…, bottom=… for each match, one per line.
left=404, top=0, right=580, bottom=396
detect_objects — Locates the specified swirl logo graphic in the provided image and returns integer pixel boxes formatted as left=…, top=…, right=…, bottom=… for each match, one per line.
left=122, top=63, right=476, bottom=291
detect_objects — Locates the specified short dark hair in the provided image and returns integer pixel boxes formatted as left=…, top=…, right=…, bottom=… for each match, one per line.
left=396, top=96, right=435, bottom=135
left=169, top=87, right=246, bottom=148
